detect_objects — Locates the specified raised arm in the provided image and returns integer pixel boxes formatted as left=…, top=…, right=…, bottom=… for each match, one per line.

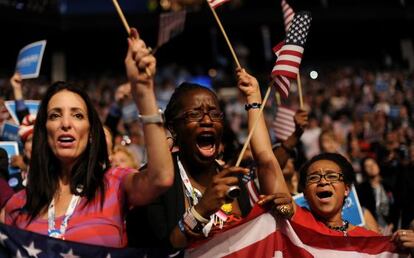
left=236, top=68, right=290, bottom=197
left=10, top=72, right=29, bottom=123
left=123, top=28, right=174, bottom=206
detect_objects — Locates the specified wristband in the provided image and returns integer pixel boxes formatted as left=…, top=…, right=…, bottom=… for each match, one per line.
left=178, top=218, right=186, bottom=235
left=245, top=102, right=261, bottom=111
left=138, top=109, right=164, bottom=124
left=190, top=206, right=210, bottom=224
left=183, top=208, right=204, bottom=233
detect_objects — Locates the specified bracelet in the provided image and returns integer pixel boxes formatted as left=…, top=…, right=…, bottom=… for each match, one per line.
left=138, top=109, right=164, bottom=124
left=178, top=218, right=186, bottom=235
left=190, top=206, right=210, bottom=224
left=245, top=102, right=261, bottom=111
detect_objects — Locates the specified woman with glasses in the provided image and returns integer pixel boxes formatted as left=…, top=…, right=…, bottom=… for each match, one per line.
left=293, top=153, right=379, bottom=236
left=127, top=69, right=292, bottom=256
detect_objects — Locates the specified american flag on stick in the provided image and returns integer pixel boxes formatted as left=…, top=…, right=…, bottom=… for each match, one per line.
left=207, top=0, right=231, bottom=9
left=157, top=10, right=187, bottom=47
left=272, top=106, right=296, bottom=140
left=271, top=11, right=312, bottom=98
left=281, top=0, right=295, bottom=32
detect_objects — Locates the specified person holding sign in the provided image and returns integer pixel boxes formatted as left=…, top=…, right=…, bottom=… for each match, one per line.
left=0, top=28, right=174, bottom=247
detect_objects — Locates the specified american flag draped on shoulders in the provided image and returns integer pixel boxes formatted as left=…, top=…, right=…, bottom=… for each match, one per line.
left=0, top=223, right=147, bottom=258
left=272, top=11, right=312, bottom=98
left=185, top=205, right=408, bottom=258
left=207, top=0, right=231, bottom=9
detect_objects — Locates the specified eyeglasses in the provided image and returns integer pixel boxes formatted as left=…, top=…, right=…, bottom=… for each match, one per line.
left=175, top=110, right=224, bottom=122
left=306, top=171, right=344, bottom=184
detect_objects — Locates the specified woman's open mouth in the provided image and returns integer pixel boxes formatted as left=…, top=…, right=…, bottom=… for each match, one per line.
left=196, top=133, right=216, bottom=158
left=316, top=190, right=333, bottom=202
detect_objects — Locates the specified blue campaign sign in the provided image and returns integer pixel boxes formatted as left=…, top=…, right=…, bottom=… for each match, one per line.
left=293, top=185, right=365, bottom=226
left=4, top=100, right=40, bottom=125
left=15, top=40, right=47, bottom=79
left=0, top=122, right=20, bottom=142
left=0, top=141, right=20, bottom=175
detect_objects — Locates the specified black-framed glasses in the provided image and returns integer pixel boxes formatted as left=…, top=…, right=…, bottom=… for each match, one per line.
left=306, top=171, right=344, bottom=184
left=175, top=110, right=224, bottom=122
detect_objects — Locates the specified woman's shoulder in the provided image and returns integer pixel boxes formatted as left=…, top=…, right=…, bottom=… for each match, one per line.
left=4, top=189, right=26, bottom=215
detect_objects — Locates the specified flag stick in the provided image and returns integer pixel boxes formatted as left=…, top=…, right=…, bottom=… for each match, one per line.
left=275, top=91, right=281, bottom=106
left=297, top=72, right=304, bottom=109
left=112, top=0, right=131, bottom=34
left=111, top=0, right=152, bottom=77
left=235, top=85, right=272, bottom=167
left=207, top=3, right=241, bottom=68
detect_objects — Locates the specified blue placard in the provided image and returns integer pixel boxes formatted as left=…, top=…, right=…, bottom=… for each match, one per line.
left=0, top=141, right=20, bottom=175
left=0, top=122, right=20, bottom=142
left=293, top=185, right=365, bottom=226
left=15, top=40, right=47, bottom=79
left=4, top=100, right=40, bottom=125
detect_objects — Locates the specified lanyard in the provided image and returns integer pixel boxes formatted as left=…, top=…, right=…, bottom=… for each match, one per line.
left=47, top=194, right=80, bottom=240
left=177, top=156, right=202, bottom=205
left=177, top=156, right=228, bottom=236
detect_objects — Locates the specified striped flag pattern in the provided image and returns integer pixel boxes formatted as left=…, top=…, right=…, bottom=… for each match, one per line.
left=272, top=106, right=296, bottom=140
left=157, top=10, right=187, bottom=47
left=207, top=0, right=231, bottom=9
left=281, top=0, right=295, bottom=32
left=185, top=205, right=404, bottom=258
left=271, top=11, right=312, bottom=98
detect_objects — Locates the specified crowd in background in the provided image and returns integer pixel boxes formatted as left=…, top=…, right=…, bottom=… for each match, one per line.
left=1, top=63, right=414, bottom=234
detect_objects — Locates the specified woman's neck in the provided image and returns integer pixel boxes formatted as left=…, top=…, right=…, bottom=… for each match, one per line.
left=179, top=155, right=217, bottom=188
left=318, top=212, right=344, bottom=228
left=369, top=175, right=381, bottom=187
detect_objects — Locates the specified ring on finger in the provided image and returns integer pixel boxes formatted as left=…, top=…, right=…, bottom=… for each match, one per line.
left=147, top=46, right=153, bottom=54
left=402, top=231, right=407, bottom=236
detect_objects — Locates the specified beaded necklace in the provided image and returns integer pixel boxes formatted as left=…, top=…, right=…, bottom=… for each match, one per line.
left=326, top=220, right=349, bottom=236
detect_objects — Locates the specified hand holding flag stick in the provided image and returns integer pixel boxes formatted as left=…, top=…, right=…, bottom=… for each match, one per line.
left=235, top=84, right=272, bottom=167
left=236, top=12, right=311, bottom=166
left=112, top=0, right=152, bottom=77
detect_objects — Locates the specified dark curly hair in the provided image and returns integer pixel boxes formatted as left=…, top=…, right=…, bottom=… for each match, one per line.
left=299, top=153, right=355, bottom=191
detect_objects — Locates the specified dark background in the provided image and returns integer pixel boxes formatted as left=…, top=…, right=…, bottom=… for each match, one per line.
left=0, top=0, right=413, bottom=79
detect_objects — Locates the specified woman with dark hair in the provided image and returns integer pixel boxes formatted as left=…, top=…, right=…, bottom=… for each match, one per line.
left=294, top=152, right=379, bottom=236
left=356, top=156, right=395, bottom=233
left=0, top=28, right=174, bottom=247
left=127, top=68, right=291, bottom=255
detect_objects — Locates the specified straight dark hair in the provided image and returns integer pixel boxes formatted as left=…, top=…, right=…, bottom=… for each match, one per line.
left=25, top=82, right=109, bottom=221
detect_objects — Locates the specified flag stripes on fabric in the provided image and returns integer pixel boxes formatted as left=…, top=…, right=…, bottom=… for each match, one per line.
left=0, top=223, right=147, bottom=258
left=271, top=11, right=312, bottom=98
left=207, top=0, right=231, bottom=9
left=272, top=106, right=296, bottom=141
left=157, top=10, right=187, bottom=47
left=281, top=0, right=295, bottom=32
left=185, top=205, right=405, bottom=258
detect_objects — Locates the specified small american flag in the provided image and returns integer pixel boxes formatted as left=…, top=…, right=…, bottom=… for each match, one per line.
left=272, top=106, right=296, bottom=141
left=157, top=10, right=187, bottom=47
left=207, top=0, right=230, bottom=9
left=271, top=11, right=312, bottom=98
left=281, top=0, right=295, bottom=32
